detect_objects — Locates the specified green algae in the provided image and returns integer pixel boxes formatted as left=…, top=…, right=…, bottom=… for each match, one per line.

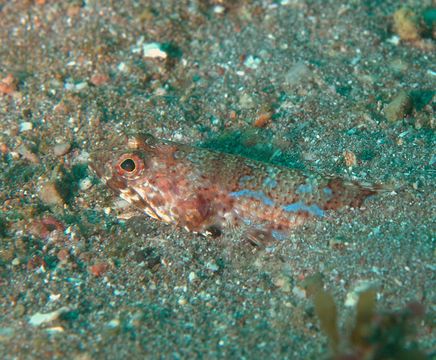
left=310, top=285, right=427, bottom=359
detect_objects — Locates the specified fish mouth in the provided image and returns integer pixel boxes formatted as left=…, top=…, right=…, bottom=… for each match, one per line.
left=88, top=148, right=120, bottom=190
left=88, top=152, right=110, bottom=180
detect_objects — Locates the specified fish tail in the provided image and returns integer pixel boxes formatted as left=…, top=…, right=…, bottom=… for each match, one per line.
left=323, top=178, right=382, bottom=210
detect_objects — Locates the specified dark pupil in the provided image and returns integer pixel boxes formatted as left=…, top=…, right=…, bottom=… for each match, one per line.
left=120, top=158, right=136, bottom=172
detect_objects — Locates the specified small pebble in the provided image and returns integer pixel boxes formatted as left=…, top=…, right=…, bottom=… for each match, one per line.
left=343, top=150, right=357, bottom=167
left=384, top=91, right=412, bottom=122
left=229, top=110, right=237, bottom=121
left=0, top=247, right=14, bottom=262
left=0, top=74, right=17, bottom=95
left=67, top=4, right=81, bottom=17
left=0, top=143, right=8, bottom=154
left=79, top=177, right=93, bottom=191
left=393, top=7, right=422, bottom=42
left=90, top=74, right=109, bottom=86
left=57, top=249, right=70, bottom=262
left=53, top=142, right=71, bottom=156
left=239, top=93, right=255, bottom=109
left=14, top=304, right=26, bottom=317
left=284, top=62, right=312, bottom=87
left=18, top=145, right=40, bottom=164
left=390, top=59, right=408, bottom=73
left=106, top=319, right=120, bottom=328
left=89, top=263, right=109, bottom=277
left=273, top=276, right=291, bottom=292
left=29, top=216, right=64, bottom=239
left=253, top=112, right=271, bottom=128
left=329, top=237, right=348, bottom=250
left=38, top=182, right=64, bottom=206
left=74, top=150, right=90, bottom=163
left=0, top=328, right=14, bottom=341
left=178, top=297, right=187, bottom=305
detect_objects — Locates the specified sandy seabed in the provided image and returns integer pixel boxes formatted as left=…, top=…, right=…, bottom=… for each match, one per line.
left=0, top=1, right=435, bottom=359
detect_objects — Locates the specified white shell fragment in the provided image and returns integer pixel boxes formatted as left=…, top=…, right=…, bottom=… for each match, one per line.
left=29, top=307, right=71, bottom=326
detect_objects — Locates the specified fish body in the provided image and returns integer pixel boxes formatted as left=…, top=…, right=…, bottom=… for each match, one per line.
left=90, top=134, right=376, bottom=239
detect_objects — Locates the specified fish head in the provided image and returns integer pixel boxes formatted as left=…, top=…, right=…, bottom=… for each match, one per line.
left=89, top=134, right=165, bottom=218
left=89, top=133, right=157, bottom=189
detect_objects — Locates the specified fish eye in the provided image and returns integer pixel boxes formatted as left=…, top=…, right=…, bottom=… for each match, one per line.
left=116, top=154, right=144, bottom=178
left=120, top=158, right=136, bottom=172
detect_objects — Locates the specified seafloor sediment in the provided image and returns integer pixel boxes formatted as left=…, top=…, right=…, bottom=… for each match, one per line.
left=0, top=1, right=434, bottom=359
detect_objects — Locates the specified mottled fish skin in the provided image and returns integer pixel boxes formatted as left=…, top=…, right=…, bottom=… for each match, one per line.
left=90, top=134, right=376, bottom=238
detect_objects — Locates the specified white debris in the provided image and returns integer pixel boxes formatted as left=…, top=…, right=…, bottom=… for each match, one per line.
left=188, top=272, right=197, bottom=282
left=244, top=55, right=261, bottom=70
left=45, top=326, right=64, bottom=334
left=113, top=198, right=130, bottom=209
left=239, top=93, right=255, bottom=109
left=74, top=150, right=90, bottom=163
left=154, top=87, right=166, bottom=96
left=106, top=319, right=120, bottom=328
left=178, top=297, right=188, bottom=305
left=142, top=42, right=167, bottom=59
left=19, top=122, right=33, bottom=132
left=345, top=280, right=379, bottom=307
left=132, top=37, right=168, bottom=59
left=284, top=62, right=312, bottom=87
left=49, top=293, right=61, bottom=302
left=213, top=5, right=225, bottom=14
left=29, top=307, right=70, bottom=326
left=79, top=177, right=93, bottom=191
left=205, top=261, right=219, bottom=272
left=387, top=35, right=400, bottom=45
left=292, top=286, right=307, bottom=299
left=118, top=62, right=129, bottom=72
left=64, top=81, right=88, bottom=92
left=74, top=82, right=88, bottom=91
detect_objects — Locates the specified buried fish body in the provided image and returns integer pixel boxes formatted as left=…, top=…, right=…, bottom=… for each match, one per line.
left=90, top=134, right=377, bottom=241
